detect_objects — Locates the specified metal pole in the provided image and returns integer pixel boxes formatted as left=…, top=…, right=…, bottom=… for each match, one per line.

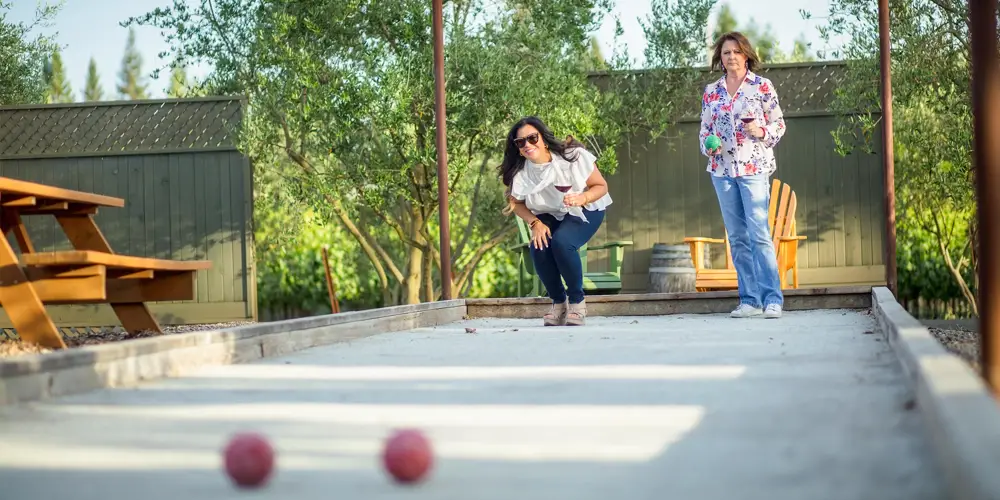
left=878, top=0, right=898, bottom=297
left=969, top=0, right=1000, bottom=396
left=432, top=0, right=454, bottom=300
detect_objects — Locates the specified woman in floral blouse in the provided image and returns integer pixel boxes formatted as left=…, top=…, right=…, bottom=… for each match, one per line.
left=700, top=31, right=787, bottom=319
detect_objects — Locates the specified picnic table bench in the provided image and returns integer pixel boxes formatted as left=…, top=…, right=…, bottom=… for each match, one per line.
left=0, top=176, right=211, bottom=350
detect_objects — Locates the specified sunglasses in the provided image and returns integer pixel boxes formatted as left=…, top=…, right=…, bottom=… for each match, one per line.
left=513, top=133, right=540, bottom=149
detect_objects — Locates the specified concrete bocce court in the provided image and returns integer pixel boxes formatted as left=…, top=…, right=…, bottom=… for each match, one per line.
left=0, top=286, right=998, bottom=500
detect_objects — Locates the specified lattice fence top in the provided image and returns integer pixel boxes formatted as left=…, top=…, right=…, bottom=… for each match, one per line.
left=0, top=97, right=243, bottom=159
left=684, top=61, right=849, bottom=118
left=591, top=61, right=853, bottom=120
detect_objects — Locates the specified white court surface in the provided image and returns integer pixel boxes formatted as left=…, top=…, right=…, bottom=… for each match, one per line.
left=0, top=309, right=947, bottom=500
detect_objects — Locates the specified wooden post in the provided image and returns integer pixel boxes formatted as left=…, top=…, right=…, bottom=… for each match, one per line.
left=878, top=0, right=898, bottom=297
left=432, top=0, right=454, bottom=300
left=969, top=0, right=1000, bottom=396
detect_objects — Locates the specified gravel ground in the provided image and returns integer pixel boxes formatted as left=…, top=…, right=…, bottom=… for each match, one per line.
left=0, top=321, right=256, bottom=358
left=927, top=325, right=981, bottom=373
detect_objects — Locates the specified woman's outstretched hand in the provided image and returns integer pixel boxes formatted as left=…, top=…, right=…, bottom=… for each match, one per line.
left=531, top=221, right=551, bottom=250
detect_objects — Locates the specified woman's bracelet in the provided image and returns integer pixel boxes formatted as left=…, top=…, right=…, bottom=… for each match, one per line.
left=529, top=218, right=541, bottom=228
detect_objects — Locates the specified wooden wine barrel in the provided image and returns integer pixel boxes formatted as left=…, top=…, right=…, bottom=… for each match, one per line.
left=648, top=243, right=696, bottom=293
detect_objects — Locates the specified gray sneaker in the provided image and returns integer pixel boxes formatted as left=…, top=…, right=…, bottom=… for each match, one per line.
left=731, top=304, right=763, bottom=318
left=764, top=304, right=782, bottom=319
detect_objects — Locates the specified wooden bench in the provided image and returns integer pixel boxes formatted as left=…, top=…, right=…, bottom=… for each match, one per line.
left=0, top=176, right=212, bottom=349
left=511, top=217, right=633, bottom=296
left=21, top=251, right=211, bottom=304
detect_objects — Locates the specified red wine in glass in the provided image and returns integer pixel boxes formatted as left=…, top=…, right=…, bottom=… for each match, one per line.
left=554, top=185, right=572, bottom=193
left=740, top=115, right=755, bottom=124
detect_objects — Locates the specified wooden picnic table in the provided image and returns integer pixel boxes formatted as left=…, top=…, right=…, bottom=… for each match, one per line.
left=0, top=176, right=212, bottom=349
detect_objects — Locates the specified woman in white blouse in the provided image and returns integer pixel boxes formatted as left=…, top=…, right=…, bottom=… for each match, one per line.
left=500, top=116, right=612, bottom=326
left=700, top=31, right=787, bottom=319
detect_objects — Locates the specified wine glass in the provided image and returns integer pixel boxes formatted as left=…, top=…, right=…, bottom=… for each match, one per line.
left=555, top=184, right=573, bottom=211
left=740, top=109, right=757, bottom=140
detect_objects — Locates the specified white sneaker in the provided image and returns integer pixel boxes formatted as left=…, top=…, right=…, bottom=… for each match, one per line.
left=730, top=304, right=763, bottom=318
left=764, top=304, right=782, bottom=319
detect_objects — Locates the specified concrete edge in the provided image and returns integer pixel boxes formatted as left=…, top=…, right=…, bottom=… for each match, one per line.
left=871, top=286, right=1000, bottom=500
left=465, top=285, right=873, bottom=305
left=0, top=300, right=467, bottom=406
left=467, top=286, right=872, bottom=319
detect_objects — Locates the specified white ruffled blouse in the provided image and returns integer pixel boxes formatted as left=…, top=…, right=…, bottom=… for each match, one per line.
left=510, top=147, right=612, bottom=222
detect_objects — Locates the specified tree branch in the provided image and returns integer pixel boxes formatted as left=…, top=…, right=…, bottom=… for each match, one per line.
left=275, top=108, right=405, bottom=287
left=454, top=225, right=517, bottom=293
left=930, top=209, right=978, bottom=316
left=454, top=151, right=491, bottom=263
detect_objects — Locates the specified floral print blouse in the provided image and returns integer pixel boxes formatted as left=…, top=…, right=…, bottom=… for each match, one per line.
left=699, top=70, right=786, bottom=178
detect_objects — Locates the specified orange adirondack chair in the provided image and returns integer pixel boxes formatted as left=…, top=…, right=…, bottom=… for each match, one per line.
left=683, top=178, right=806, bottom=291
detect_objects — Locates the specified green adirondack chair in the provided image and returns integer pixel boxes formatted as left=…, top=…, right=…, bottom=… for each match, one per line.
left=509, top=217, right=633, bottom=297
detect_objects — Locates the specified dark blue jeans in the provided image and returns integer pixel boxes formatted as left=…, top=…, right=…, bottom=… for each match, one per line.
left=529, top=209, right=606, bottom=304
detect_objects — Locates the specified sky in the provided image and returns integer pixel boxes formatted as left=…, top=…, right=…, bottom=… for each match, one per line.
left=9, top=0, right=846, bottom=101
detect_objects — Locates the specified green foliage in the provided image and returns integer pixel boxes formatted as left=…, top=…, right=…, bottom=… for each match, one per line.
left=897, top=207, right=975, bottom=303
left=43, top=48, right=73, bottom=103
left=255, top=206, right=383, bottom=314
left=127, top=0, right=758, bottom=307
left=166, top=65, right=189, bottom=98
left=0, top=0, right=60, bottom=105
left=709, top=3, right=814, bottom=64
left=83, top=57, right=103, bottom=101
left=124, top=0, right=650, bottom=304
left=117, top=27, right=149, bottom=99
left=815, top=0, right=977, bottom=312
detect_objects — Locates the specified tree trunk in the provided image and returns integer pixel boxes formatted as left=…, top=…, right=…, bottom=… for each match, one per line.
left=405, top=215, right=424, bottom=305
left=422, top=247, right=435, bottom=301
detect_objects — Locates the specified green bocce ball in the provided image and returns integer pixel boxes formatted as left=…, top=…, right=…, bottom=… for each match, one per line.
left=704, top=135, right=721, bottom=151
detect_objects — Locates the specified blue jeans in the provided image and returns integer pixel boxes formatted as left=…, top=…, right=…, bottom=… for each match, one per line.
left=529, top=209, right=606, bottom=304
left=710, top=174, right=783, bottom=308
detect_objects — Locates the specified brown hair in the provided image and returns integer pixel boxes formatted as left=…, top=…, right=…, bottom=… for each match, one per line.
left=711, top=31, right=761, bottom=73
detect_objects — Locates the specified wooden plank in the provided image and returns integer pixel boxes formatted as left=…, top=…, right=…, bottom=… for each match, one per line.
left=231, top=153, right=246, bottom=302
left=106, top=272, right=197, bottom=302
left=242, top=155, right=257, bottom=320
left=143, top=155, right=157, bottom=258
left=128, top=156, right=144, bottom=256
left=843, top=132, right=863, bottom=266
left=7, top=213, right=34, bottom=254
left=168, top=153, right=181, bottom=305
left=206, top=152, right=224, bottom=302
left=2, top=196, right=36, bottom=207
left=21, top=250, right=212, bottom=271
left=630, top=135, right=650, bottom=276
left=54, top=214, right=161, bottom=333
left=867, top=126, right=886, bottom=266
left=220, top=152, right=235, bottom=302
left=814, top=120, right=838, bottom=267
left=29, top=273, right=108, bottom=304
left=856, top=135, right=874, bottom=266
left=193, top=153, right=208, bottom=302
left=0, top=175, right=123, bottom=207
left=618, top=142, right=634, bottom=276
left=0, top=229, right=65, bottom=348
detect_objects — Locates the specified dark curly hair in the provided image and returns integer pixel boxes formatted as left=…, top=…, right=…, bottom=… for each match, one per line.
left=497, top=116, right=585, bottom=189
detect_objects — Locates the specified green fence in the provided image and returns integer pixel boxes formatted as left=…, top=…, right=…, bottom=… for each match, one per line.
left=0, top=96, right=256, bottom=327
